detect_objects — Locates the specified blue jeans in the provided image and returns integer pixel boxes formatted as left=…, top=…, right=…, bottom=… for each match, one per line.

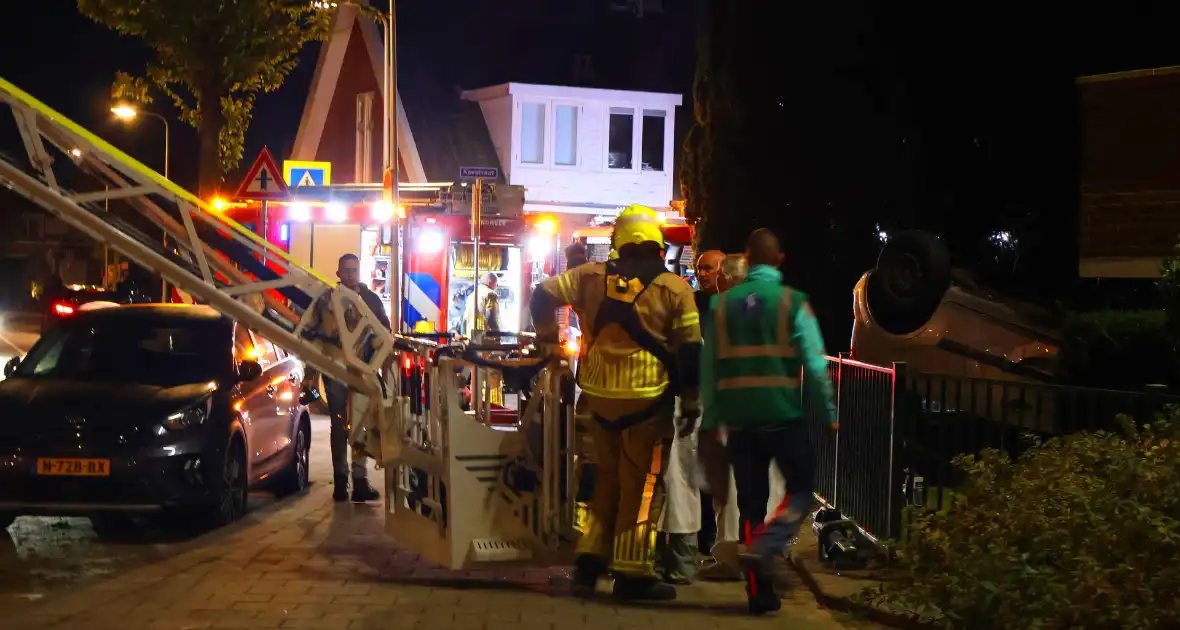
left=727, top=421, right=813, bottom=560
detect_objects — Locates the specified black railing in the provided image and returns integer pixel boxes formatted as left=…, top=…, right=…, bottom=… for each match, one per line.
left=804, top=358, right=1180, bottom=542
left=900, top=372, right=1180, bottom=518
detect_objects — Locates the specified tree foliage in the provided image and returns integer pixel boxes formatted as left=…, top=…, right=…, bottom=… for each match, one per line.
left=864, top=416, right=1180, bottom=629
left=77, top=0, right=333, bottom=195
left=1059, top=309, right=1176, bottom=388
left=1157, top=241, right=1180, bottom=352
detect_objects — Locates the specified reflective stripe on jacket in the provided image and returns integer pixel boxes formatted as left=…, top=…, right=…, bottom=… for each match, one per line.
left=703, top=265, right=837, bottom=429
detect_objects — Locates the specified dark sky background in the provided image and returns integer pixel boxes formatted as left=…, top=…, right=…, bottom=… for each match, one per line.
left=2, top=0, right=1180, bottom=309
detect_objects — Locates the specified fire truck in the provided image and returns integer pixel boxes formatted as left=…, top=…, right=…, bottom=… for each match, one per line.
left=566, top=214, right=694, bottom=274
left=221, top=181, right=561, bottom=337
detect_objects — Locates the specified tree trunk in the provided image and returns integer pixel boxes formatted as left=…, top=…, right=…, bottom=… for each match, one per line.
left=685, top=0, right=756, bottom=253
left=197, top=94, right=226, bottom=200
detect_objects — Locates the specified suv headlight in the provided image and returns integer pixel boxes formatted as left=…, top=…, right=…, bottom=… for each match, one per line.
left=164, top=397, right=212, bottom=431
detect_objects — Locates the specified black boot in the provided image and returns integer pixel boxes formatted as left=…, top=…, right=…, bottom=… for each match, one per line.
left=738, top=554, right=782, bottom=615
left=571, top=553, right=606, bottom=596
left=333, top=474, right=349, bottom=502
left=351, top=476, right=381, bottom=503
left=612, top=575, right=677, bottom=601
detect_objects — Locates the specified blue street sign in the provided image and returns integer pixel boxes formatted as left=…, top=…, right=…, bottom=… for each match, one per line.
left=284, top=160, right=332, bottom=187
left=460, top=166, right=498, bottom=179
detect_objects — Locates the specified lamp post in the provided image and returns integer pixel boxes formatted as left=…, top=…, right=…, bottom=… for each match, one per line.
left=111, top=105, right=170, bottom=180
left=113, top=104, right=172, bottom=300
left=385, top=0, right=401, bottom=333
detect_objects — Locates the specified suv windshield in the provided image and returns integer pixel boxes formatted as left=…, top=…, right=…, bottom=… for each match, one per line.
left=14, top=318, right=230, bottom=387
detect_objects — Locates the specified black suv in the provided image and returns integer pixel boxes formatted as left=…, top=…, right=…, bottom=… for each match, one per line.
left=0, top=305, right=311, bottom=530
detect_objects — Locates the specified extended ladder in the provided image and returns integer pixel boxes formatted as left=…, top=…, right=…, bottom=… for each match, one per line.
left=0, top=77, right=583, bottom=571
left=0, top=77, right=390, bottom=400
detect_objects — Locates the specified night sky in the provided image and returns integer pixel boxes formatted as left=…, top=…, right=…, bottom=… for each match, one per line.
left=3, top=0, right=1180, bottom=298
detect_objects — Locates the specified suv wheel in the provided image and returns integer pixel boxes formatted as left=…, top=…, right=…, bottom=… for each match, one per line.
left=208, top=439, right=248, bottom=527
left=275, top=418, right=311, bottom=496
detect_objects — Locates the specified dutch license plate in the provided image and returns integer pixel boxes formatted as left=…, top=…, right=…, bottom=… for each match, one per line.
left=36, top=458, right=111, bottom=477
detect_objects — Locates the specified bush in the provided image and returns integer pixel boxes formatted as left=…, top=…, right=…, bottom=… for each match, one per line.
left=863, top=416, right=1180, bottom=629
left=1059, top=310, right=1175, bottom=388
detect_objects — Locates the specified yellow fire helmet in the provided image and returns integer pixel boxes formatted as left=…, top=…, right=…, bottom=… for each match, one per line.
left=611, top=204, right=665, bottom=251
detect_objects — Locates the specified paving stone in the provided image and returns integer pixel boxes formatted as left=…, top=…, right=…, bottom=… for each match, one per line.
left=3, top=418, right=881, bottom=630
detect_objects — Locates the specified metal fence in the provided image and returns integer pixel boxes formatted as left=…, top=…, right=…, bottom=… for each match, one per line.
left=803, top=358, right=1180, bottom=541
left=802, top=356, right=901, bottom=539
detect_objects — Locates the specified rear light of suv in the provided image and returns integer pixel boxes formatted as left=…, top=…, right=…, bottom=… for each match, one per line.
left=52, top=302, right=75, bottom=316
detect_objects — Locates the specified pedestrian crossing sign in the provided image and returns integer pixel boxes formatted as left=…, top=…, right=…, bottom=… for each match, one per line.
left=283, top=160, right=332, bottom=188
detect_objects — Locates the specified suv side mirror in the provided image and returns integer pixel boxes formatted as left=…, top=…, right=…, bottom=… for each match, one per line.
left=3, top=356, right=19, bottom=378
left=236, top=359, right=262, bottom=383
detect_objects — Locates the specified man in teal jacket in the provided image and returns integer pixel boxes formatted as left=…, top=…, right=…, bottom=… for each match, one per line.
left=701, top=228, right=839, bottom=615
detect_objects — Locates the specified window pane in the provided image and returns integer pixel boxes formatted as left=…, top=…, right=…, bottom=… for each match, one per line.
left=15, top=320, right=229, bottom=387
left=554, top=105, right=578, bottom=166
left=641, top=109, right=666, bottom=172
left=608, top=107, right=634, bottom=170
left=521, top=103, right=546, bottom=164
left=255, top=336, right=281, bottom=367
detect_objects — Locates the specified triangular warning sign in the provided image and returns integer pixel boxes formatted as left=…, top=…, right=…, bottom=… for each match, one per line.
left=297, top=170, right=317, bottom=187
left=235, top=147, right=289, bottom=201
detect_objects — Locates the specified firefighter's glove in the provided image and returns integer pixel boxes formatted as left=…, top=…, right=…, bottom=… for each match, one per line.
left=677, top=397, right=702, bottom=438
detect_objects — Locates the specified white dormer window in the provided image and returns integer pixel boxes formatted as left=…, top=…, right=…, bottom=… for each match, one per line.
left=554, top=104, right=579, bottom=166
left=520, top=102, right=546, bottom=164
left=641, top=109, right=666, bottom=172
left=608, top=107, right=635, bottom=170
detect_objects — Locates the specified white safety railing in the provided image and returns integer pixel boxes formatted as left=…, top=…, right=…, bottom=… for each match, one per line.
left=370, top=337, right=581, bottom=569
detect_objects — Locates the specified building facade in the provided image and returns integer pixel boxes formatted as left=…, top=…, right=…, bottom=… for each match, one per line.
left=462, top=82, right=682, bottom=221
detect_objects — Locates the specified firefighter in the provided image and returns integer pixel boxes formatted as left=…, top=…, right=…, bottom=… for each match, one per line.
left=529, top=204, right=703, bottom=601
left=463, top=272, right=500, bottom=335
left=702, top=229, right=838, bottom=615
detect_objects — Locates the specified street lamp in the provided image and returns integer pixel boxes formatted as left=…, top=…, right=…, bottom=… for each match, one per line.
left=111, top=103, right=170, bottom=181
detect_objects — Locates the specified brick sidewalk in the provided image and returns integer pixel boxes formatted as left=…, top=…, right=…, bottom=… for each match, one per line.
left=4, top=419, right=878, bottom=630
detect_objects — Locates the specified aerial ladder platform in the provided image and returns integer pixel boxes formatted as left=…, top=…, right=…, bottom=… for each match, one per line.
left=0, top=77, right=581, bottom=570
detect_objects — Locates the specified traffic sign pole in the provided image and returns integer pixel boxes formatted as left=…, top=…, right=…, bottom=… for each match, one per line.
left=260, top=200, right=269, bottom=270
left=472, top=176, right=482, bottom=338
left=388, top=0, right=401, bottom=334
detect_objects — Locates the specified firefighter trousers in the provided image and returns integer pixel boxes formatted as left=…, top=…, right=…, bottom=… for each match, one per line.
left=576, top=407, right=674, bottom=579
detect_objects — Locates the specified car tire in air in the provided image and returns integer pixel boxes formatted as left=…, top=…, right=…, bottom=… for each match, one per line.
left=866, top=229, right=952, bottom=336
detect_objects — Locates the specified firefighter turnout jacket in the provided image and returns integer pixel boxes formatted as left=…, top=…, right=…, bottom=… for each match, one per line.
left=530, top=257, right=702, bottom=422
